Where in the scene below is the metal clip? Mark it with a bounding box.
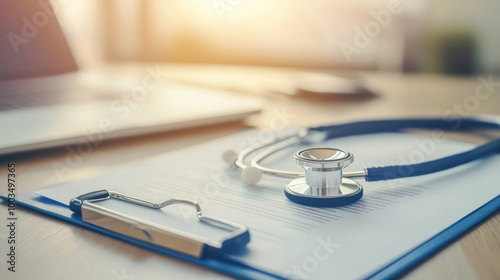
[70,190,250,258]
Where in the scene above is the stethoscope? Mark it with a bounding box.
[223,117,500,207]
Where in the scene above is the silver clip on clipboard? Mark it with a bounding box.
[69,190,250,258]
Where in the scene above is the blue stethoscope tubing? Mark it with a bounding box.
[308,118,500,182]
[230,117,500,207]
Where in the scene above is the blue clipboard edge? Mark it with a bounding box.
[0,192,283,280]
[369,195,500,280]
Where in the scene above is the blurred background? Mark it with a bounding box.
[57,0,500,75]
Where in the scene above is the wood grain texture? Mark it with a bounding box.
[0,68,499,279]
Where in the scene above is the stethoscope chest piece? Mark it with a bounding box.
[284,148,363,207]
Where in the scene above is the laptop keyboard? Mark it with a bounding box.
[0,71,134,111]
[0,86,110,111]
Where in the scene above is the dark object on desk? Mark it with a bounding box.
[426,29,478,76]
[294,73,376,100]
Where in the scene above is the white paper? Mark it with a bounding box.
[36,130,500,279]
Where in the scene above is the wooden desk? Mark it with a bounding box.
[1,70,499,279]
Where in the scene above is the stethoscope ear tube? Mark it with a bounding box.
[365,137,500,181]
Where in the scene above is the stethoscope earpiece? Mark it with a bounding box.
[223,149,263,185]
[241,166,263,185]
[222,150,238,164]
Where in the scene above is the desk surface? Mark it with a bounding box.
[1,69,499,279]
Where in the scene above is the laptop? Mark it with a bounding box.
[0,1,261,156]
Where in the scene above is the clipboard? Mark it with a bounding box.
[2,190,498,279]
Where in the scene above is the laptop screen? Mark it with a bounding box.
[0,0,77,80]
